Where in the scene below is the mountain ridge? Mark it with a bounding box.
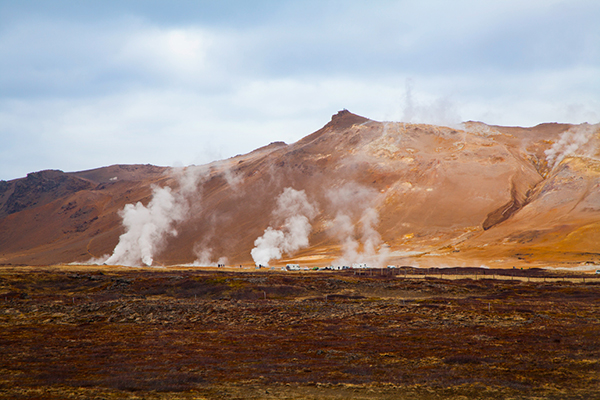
[1,111,599,269]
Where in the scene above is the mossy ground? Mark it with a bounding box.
[1,266,599,399]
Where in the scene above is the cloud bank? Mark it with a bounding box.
[1,1,599,180]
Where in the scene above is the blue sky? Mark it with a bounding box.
[1,0,599,180]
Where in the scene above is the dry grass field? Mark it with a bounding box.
[1,265,599,399]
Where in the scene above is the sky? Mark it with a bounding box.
[1,0,599,181]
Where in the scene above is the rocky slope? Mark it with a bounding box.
[0,111,598,268]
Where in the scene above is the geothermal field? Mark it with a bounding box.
[1,111,600,398]
[2,111,600,270]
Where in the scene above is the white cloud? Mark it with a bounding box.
[115,26,224,83]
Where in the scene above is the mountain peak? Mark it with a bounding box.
[327,109,370,129]
[331,109,353,120]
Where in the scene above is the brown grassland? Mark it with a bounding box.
[1,265,599,399]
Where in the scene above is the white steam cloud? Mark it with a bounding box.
[222,166,243,190]
[106,186,183,266]
[78,254,110,265]
[105,167,206,266]
[327,183,389,267]
[251,187,318,266]
[401,78,461,127]
[545,123,600,168]
[189,163,244,266]
[192,246,228,267]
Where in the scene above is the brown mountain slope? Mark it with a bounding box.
[1,111,598,268]
[457,156,600,264]
[0,165,168,265]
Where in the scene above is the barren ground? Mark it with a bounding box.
[1,265,599,399]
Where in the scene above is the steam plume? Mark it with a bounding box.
[105,167,206,266]
[251,187,317,266]
[401,78,415,123]
[400,78,460,126]
[545,123,600,168]
[327,183,389,267]
[193,246,228,267]
[188,162,244,266]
